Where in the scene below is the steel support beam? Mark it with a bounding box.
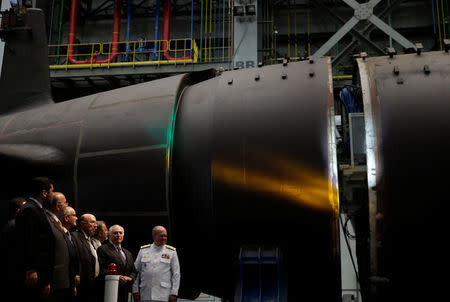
[310,0,385,55]
[332,0,405,66]
[313,0,416,60]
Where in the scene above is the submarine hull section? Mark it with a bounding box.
[172,59,340,300]
[0,60,340,301]
[358,50,450,301]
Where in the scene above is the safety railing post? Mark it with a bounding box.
[90,43,94,70]
[132,41,136,68]
[65,44,69,70]
[184,39,186,65]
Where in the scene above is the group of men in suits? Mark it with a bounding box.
[6,177,137,302]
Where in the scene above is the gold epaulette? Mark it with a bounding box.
[166,245,176,251]
[140,244,151,249]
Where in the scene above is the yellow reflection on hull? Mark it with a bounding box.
[212,156,339,214]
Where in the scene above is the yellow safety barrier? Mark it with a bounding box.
[199,45,231,63]
[48,39,202,69]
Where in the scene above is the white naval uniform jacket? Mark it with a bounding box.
[132,243,180,301]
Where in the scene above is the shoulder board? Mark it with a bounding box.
[140,244,151,249]
[166,245,176,251]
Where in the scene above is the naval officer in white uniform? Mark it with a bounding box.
[132,225,180,302]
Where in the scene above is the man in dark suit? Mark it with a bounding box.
[14,177,55,301]
[97,224,136,302]
[62,206,81,299]
[0,197,26,295]
[44,192,71,302]
[72,213,99,302]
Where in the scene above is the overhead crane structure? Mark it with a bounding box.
[1,5,450,302]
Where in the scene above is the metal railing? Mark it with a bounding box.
[48,38,202,69]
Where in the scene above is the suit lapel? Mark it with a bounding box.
[123,248,133,271]
[78,231,95,261]
[46,212,65,237]
[107,242,124,270]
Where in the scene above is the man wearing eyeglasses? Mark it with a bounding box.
[63,206,81,300]
[72,213,99,302]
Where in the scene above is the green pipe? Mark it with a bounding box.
[48,0,56,49]
[56,0,65,65]
[200,0,203,62]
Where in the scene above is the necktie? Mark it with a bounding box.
[65,230,72,243]
[117,246,126,265]
[88,238,100,277]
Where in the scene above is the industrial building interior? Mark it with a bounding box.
[0,1,449,302]
[2,0,440,100]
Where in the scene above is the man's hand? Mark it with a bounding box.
[133,293,141,302]
[74,275,80,287]
[40,284,51,299]
[25,271,38,287]
[169,294,177,302]
[119,275,132,286]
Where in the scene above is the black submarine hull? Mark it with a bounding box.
[0,59,340,301]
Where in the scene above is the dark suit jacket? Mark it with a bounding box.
[65,229,81,289]
[14,199,55,287]
[46,212,71,290]
[0,219,19,293]
[97,242,137,302]
[71,229,97,295]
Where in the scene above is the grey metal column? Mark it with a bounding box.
[233,0,258,69]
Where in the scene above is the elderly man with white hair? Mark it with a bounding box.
[97,224,136,302]
[132,225,180,302]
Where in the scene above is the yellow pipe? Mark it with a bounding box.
[441,0,447,39]
[333,75,352,80]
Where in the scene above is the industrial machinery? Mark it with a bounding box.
[1,7,449,302]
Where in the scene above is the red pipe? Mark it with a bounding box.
[67,0,122,64]
[162,0,191,60]
[67,0,89,64]
[95,0,121,63]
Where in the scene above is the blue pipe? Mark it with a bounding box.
[127,0,132,42]
[124,0,132,61]
[190,0,194,59]
[153,0,161,60]
[432,0,437,35]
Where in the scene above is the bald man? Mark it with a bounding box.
[44,192,71,301]
[71,213,99,302]
[62,206,80,298]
